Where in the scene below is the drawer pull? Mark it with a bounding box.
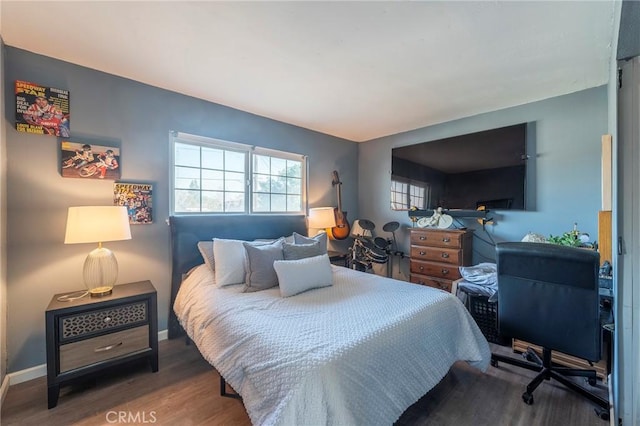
[419,251,426,255]
[419,266,424,271]
[104,317,112,323]
[442,237,450,243]
[419,236,426,240]
[94,342,123,353]
[441,269,449,275]
[441,253,449,258]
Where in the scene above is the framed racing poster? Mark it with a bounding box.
[114,183,153,224]
[15,80,70,137]
[61,141,121,180]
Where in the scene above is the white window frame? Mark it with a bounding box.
[391,176,429,210]
[170,131,307,215]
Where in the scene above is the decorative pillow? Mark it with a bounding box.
[213,238,248,287]
[212,238,274,286]
[254,234,295,244]
[197,241,215,272]
[282,241,323,260]
[273,254,333,297]
[243,238,284,292]
[293,231,328,254]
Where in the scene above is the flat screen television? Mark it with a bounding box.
[391,123,534,211]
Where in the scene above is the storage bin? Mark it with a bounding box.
[463,292,510,346]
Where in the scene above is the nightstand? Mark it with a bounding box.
[45,280,158,408]
[328,250,349,267]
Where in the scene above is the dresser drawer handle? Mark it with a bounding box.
[441,253,449,258]
[442,237,450,243]
[419,236,426,240]
[419,251,426,255]
[419,266,424,271]
[103,317,112,323]
[94,342,123,353]
[441,269,450,275]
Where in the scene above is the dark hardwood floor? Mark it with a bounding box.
[1,339,609,426]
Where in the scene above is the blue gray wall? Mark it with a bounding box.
[4,46,358,372]
[1,46,610,374]
[358,86,608,278]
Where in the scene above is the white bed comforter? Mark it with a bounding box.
[175,264,491,426]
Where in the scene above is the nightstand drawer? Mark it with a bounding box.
[410,260,462,280]
[60,301,147,342]
[60,325,150,373]
[410,246,461,265]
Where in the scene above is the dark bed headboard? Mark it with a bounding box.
[168,214,308,338]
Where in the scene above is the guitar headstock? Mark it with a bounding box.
[332,170,342,186]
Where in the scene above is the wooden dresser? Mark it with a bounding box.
[409,228,473,292]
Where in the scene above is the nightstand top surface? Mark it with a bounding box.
[47,280,155,312]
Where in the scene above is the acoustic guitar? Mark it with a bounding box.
[328,170,351,240]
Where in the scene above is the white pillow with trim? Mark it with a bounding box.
[273,254,333,297]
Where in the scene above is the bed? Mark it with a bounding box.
[169,215,491,426]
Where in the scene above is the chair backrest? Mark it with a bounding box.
[496,242,601,361]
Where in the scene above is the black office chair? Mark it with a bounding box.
[490,242,609,419]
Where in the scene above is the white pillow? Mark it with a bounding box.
[212,238,279,287]
[213,238,247,286]
[273,254,333,297]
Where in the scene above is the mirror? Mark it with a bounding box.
[391,123,534,211]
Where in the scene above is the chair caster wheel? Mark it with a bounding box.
[522,392,534,405]
[595,407,609,420]
[587,377,597,386]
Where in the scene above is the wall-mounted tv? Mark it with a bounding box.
[391,123,534,211]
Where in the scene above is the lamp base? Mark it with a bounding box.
[84,246,119,297]
[89,286,113,297]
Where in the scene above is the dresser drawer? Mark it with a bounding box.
[60,301,148,342]
[60,325,150,373]
[410,274,453,292]
[410,230,464,248]
[410,246,461,265]
[410,260,462,280]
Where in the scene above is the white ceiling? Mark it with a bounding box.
[1,1,616,142]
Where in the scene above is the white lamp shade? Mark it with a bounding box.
[308,207,337,229]
[65,206,132,244]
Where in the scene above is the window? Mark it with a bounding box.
[390,176,429,210]
[171,132,306,214]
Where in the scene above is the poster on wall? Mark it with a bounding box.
[60,141,121,180]
[114,183,153,224]
[15,80,70,137]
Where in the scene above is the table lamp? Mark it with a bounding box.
[64,206,132,297]
[308,207,336,236]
